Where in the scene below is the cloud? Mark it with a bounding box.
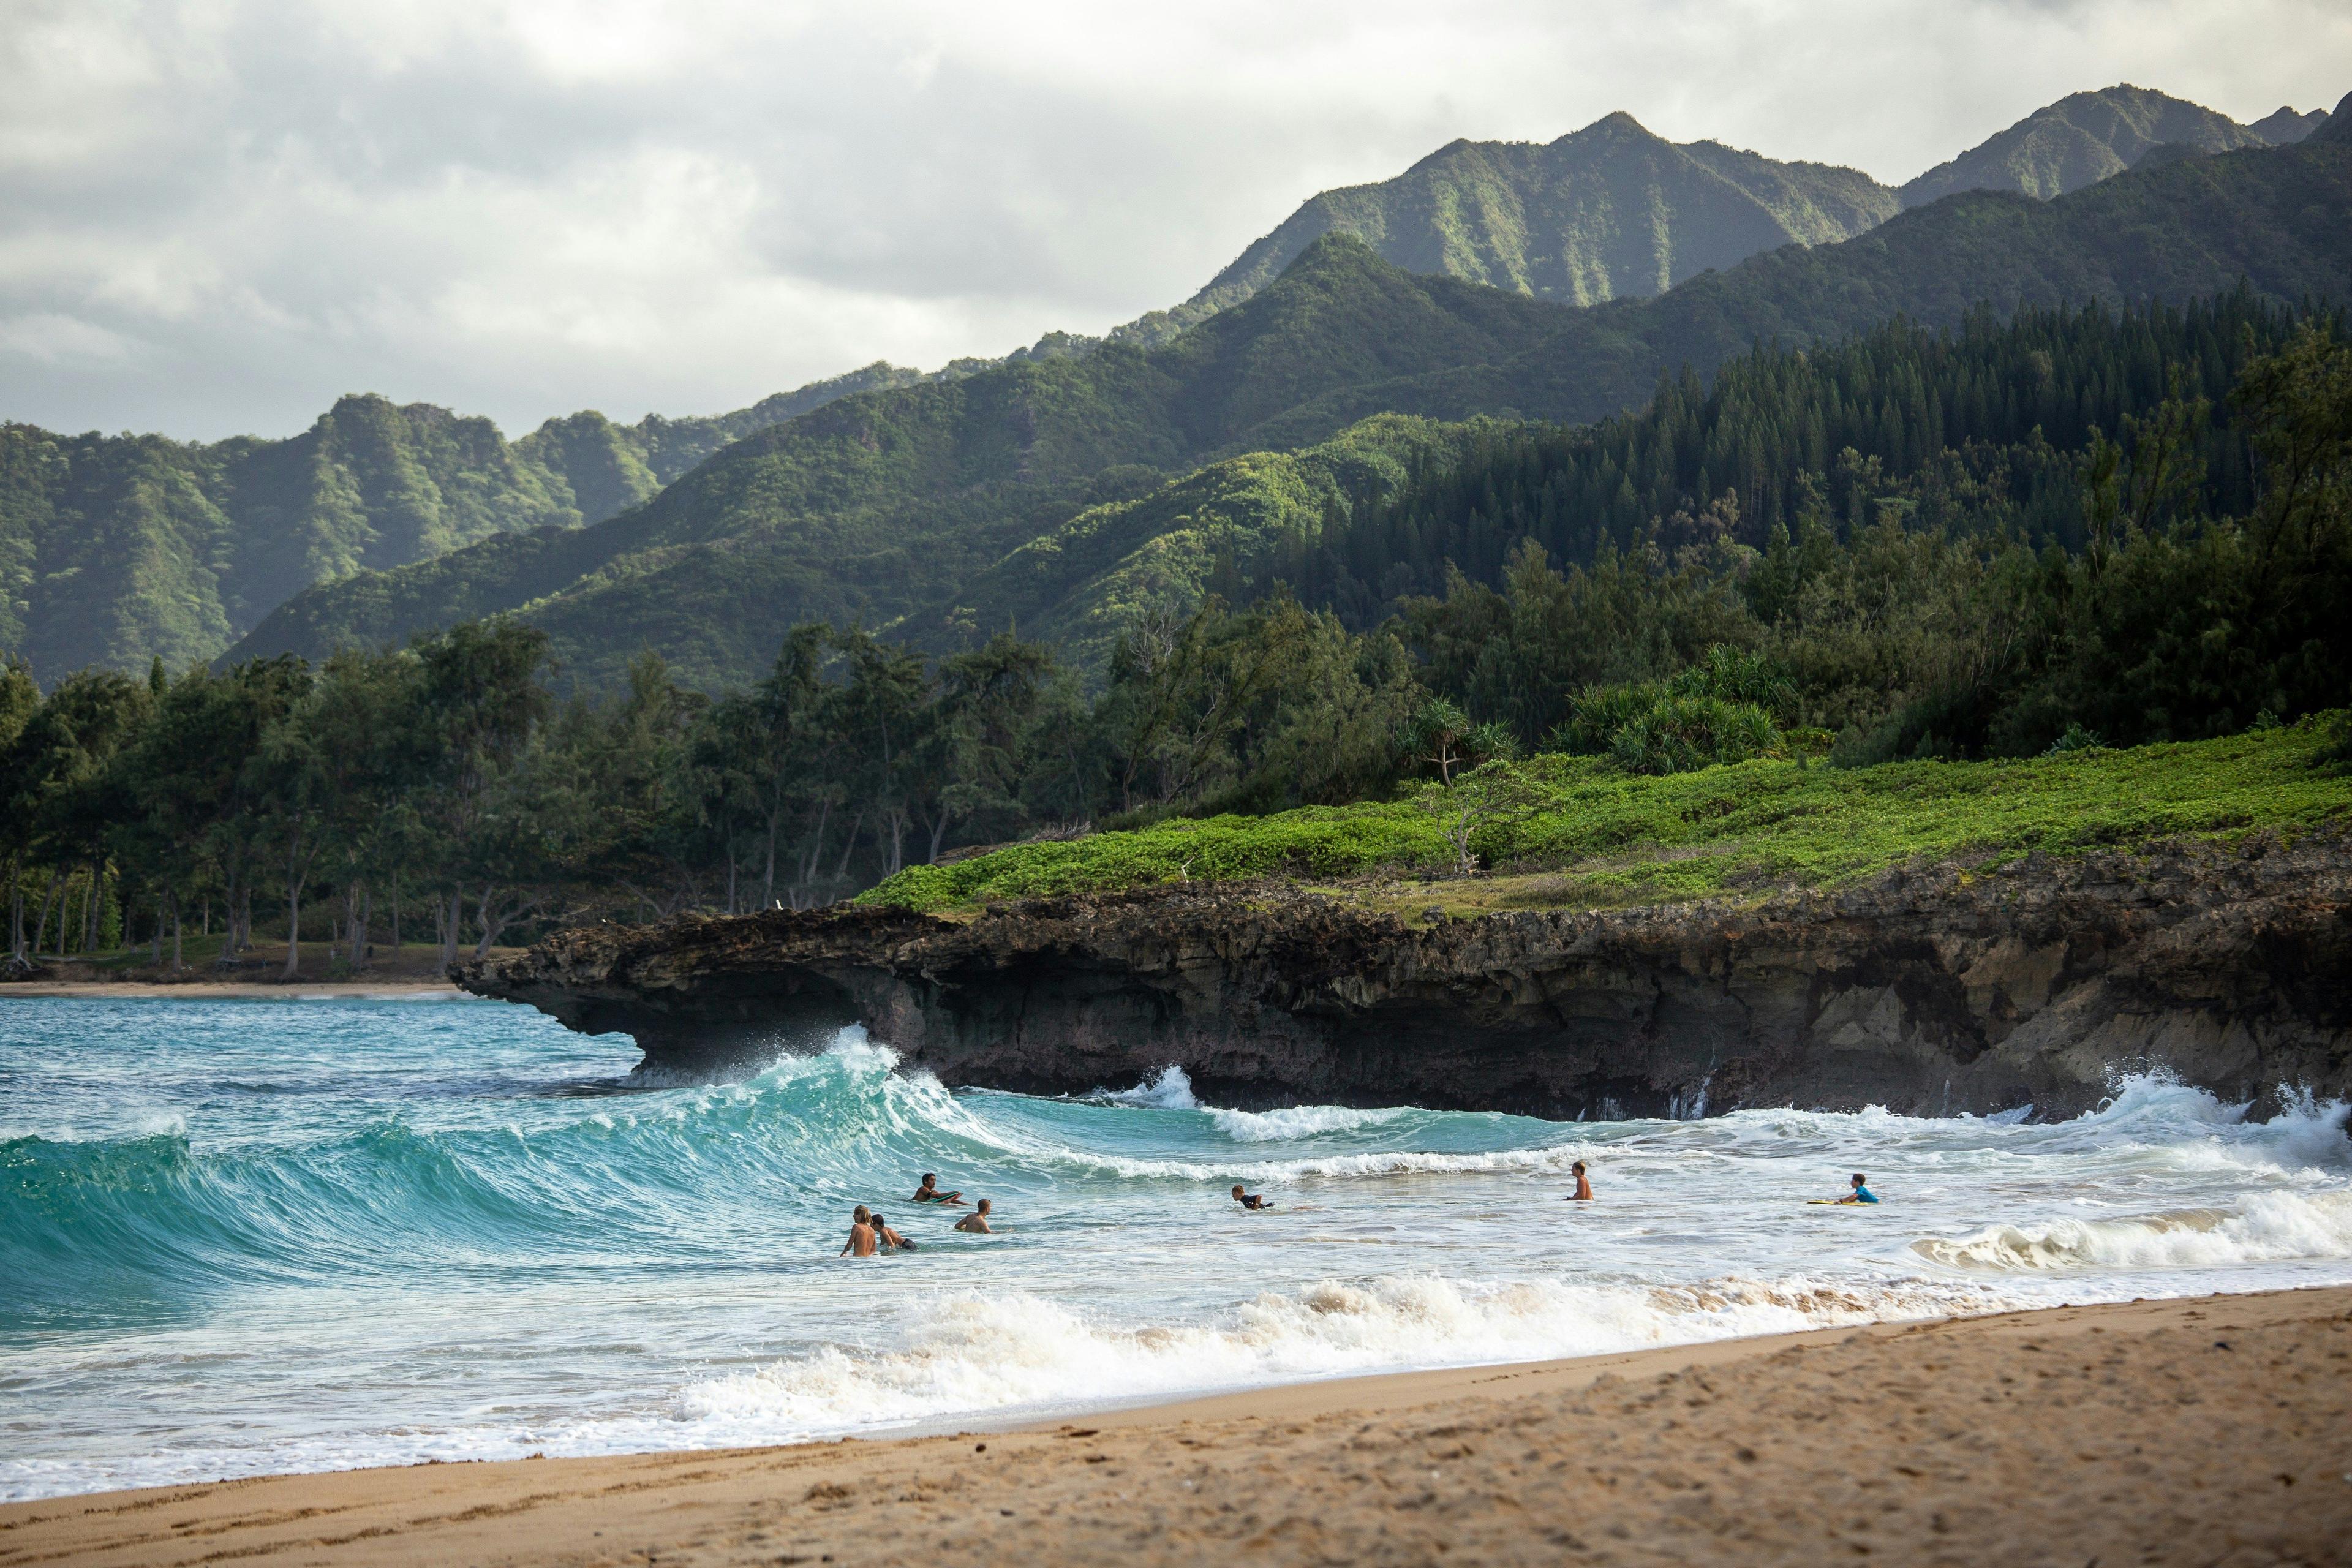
[1,0,2346,440]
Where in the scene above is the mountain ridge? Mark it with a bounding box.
[229,136,2352,690]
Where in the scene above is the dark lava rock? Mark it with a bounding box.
[458,833,2352,1120]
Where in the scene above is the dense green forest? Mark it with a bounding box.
[230,132,2352,691]
[5,297,2346,970]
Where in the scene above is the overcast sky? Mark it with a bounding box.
[2,1,2346,442]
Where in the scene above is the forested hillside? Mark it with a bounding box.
[233,244,1574,687]
[1118,112,1900,344]
[228,134,2352,690]
[9,83,2314,690]
[6,310,2347,963]
[0,362,922,680]
[1897,85,2272,206]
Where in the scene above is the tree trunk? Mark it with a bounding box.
[356,882,370,968]
[763,812,780,908]
[390,870,399,953]
[151,893,164,965]
[832,812,864,884]
[85,859,102,952]
[725,848,737,916]
[32,872,58,959]
[170,889,184,970]
[283,835,308,980]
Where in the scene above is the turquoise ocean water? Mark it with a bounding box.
[5,996,2350,1501]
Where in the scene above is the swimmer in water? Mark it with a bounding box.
[1565,1160,1593,1200]
[1838,1172,1879,1204]
[912,1173,967,1205]
[954,1199,995,1234]
[872,1212,918,1251]
[1231,1184,1275,1210]
[839,1205,877,1257]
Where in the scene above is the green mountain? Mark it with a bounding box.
[0,361,921,680]
[233,135,2352,692]
[2309,91,2352,145]
[1898,85,2271,206]
[1115,113,1899,346]
[233,249,1571,688]
[2249,105,2328,144]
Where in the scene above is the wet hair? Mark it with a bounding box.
[922,1173,937,1184]
[871,1213,888,1231]
[1231,1184,1245,1194]
[1852,1173,1868,1185]
[853,1205,871,1223]
[976,1199,991,1212]
[1572,1161,1586,1174]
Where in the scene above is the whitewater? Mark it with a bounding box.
[4,998,2349,1502]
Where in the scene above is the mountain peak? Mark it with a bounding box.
[2309,90,2352,146]
[1900,83,2269,206]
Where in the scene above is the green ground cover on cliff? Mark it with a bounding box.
[859,720,2352,913]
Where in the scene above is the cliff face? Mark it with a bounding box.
[459,834,2352,1120]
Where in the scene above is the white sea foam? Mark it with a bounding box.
[1206,1104,1420,1142]
[679,1271,2019,1435]
[1914,1188,2352,1273]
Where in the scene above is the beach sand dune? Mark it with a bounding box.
[4,1287,2347,1567]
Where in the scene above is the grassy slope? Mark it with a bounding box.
[861,723,2352,915]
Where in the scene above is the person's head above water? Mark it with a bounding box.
[1572,1161,1586,1175]
[1231,1185,1245,1197]
[975,1199,992,1213]
[1851,1172,1868,1187]
[853,1205,871,1223]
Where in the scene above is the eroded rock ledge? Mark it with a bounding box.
[458,833,2352,1119]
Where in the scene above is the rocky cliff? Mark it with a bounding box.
[459,833,2352,1120]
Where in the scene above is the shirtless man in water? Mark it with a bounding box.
[872,1213,917,1251]
[1566,1160,1594,1200]
[912,1173,967,1205]
[1231,1184,1275,1210]
[839,1205,877,1257]
[954,1199,995,1234]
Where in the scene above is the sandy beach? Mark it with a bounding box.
[0,981,464,1000]
[4,1286,2346,1567]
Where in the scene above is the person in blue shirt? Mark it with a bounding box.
[1839,1172,1879,1204]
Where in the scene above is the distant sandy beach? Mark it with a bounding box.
[5,1286,2345,1567]
[0,980,463,1000]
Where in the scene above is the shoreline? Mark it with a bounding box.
[7,1285,2348,1565]
[0,980,467,999]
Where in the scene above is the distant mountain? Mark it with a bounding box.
[2250,105,2328,144]
[231,242,1572,689]
[1898,85,2271,206]
[1111,113,1899,346]
[0,363,921,679]
[2309,91,2352,145]
[234,135,2352,690]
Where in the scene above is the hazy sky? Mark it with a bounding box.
[2,1,2346,442]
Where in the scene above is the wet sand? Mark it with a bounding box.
[4,1286,2347,1566]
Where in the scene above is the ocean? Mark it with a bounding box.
[4,995,2349,1502]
